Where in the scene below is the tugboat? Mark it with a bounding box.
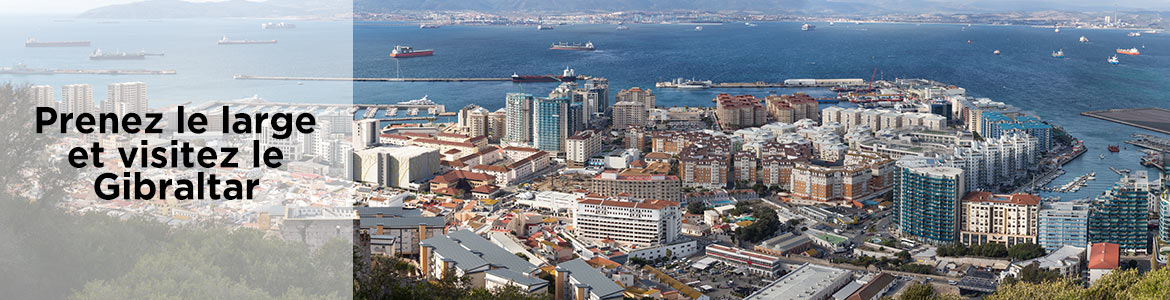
[1108,145,1120,152]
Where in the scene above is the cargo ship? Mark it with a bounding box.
[261,22,295,29]
[802,23,815,31]
[1116,48,1140,55]
[218,36,277,45]
[25,38,90,47]
[89,49,146,60]
[550,42,594,51]
[390,45,433,58]
[511,68,578,83]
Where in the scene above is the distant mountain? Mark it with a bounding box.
[78,0,349,18]
[353,0,1164,14]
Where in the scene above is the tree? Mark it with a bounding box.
[1014,262,1061,284]
[988,267,1170,300]
[686,201,706,214]
[1008,243,1046,260]
[886,283,961,300]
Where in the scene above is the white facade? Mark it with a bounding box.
[566,129,602,165]
[353,145,439,190]
[573,198,681,247]
[106,82,148,114]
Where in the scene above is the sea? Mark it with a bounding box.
[4,17,1169,200]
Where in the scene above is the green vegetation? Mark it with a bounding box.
[830,250,930,274]
[988,267,1170,300]
[686,201,706,214]
[937,243,1046,260]
[354,253,550,300]
[1000,262,1061,285]
[731,201,782,243]
[881,283,963,300]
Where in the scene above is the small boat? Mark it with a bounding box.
[420,24,440,29]
[1052,49,1064,58]
[993,49,1001,55]
[1054,27,1061,33]
[1128,32,1141,37]
[1108,55,1120,64]
[1101,154,1106,159]
[616,24,629,31]
[801,23,815,31]
[537,25,553,30]
[745,22,757,27]
[695,26,703,31]
[1080,35,1089,43]
[1108,145,1120,152]
[967,40,972,44]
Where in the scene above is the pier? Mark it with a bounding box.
[233,74,510,82]
[0,67,176,76]
[656,78,867,89]
[1124,133,1170,151]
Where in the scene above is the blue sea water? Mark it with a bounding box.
[0,17,353,105]
[3,18,1168,199]
[357,21,1170,199]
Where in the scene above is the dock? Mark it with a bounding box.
[0,68,176,76]
[656,78,867,89]
[234,74,510,82]
[1081,108,1170,135]
[1124,133,1170,151]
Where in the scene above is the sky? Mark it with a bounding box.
[0,0,1164,16]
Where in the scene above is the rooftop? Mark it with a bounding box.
[745,263,851,300]
[557,258,624,299]
[1088,242,1120,269]
[962,192,1041,206]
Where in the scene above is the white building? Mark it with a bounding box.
[29,85,54,109]
[516,190,582,214]
[744,263,853,300]
[1003,245,1084,279]
[566,129,602,167]
[61,84,93,114]
[106,81,148,114]
[573,198,681,247]
[352,119,379,150]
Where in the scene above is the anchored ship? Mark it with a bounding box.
[420,24,441,29]
[218,36,277,45]
[511,68,578,83]
[802,23,815,31]
[89,49,146,60]
[390,45,434,58]
[537,25,554,30]
[550,42,594,51]
[261,22,295,29]
[1051,49,1064,58]
[1116,48,1140,55]
[25,38,90,47]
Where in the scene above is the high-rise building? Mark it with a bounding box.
[457,104,490,138]
[487,109,506,143]
[532,97,570,152]
[1039,200,1090,251]
[1089,172,1151,254]
[765,93,819,123]
[504,93,534,146]
[573,198,681,247]
[612,100,646,129]
[61,84,93,115]
[29,85,54,109]
[959,192,1040,247]
[106,82,148,114]
[589,170,682,202]
[896,159,965,245]
[615,87,654,112]
[352,119,379,150]
[1160,190,1169,244]
[582,78,610,116]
